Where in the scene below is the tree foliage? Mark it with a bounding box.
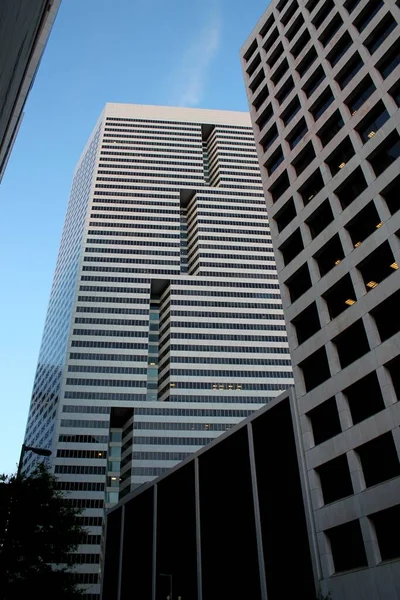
[0,464,87,599]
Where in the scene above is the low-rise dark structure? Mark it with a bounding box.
[102,389,318,600]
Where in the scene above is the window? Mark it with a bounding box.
[317,110,344,146]
[276,76,294,105]
[370,505,400,561]
[249,69,265,94]
[333,319,370,368]
[344,0,361,13]
[286,118,307,149]
[312,0,334,28]
[356,432,400,487]
[299,169,325,205]
[269,171,290,202]
[376,40,400,79]
[292,142,316,176]
[267,42,284,69]
[355,101,390,143]
[380,174,399,214]
[306,200,334,239]
[274,198,296,232]
[386,355,400,402]
[286,13,305,41]
[353,0,384,32]
[357,238,396,291]
[310,87,334,121]
[265,147,284,175]
[335,166,367,209]
[260,15,275,38]
[327,32,352,67]
[346,75,376,114]
[286,263,312,302]
[343,371,385,425]
[300,346,331,391]
[367,131,400,176]
[260,124,278,153]
[364,14,397,55]
[306,0,319,12]
[371,289,400,342]
[317,454,353,504]
[246,53,261,76]
[297,48,318,78]
[336,52,363,90]
[326,520,368,573]
[292,302,321,344]
[345,201,382,246]
[314,234,345,277]
[279,228,304,266]
[326,136,355,175]
[243,39,257,62]
[271,59,289,86]
[281,97,301,126]
[307,397,341,445]
[323,274,357,319]
[303,66,325,98]
[281,0,298,26]
[256,104,273,130]
[253,82,270,110]
[389,80,400,107]
[263,28,279,54]
[319,14,343,47]
[291,30,311,58]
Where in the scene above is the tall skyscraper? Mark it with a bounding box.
[22,103,293,595]
[242,2,400,598]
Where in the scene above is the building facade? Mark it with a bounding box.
[22,103,293,595]
[242,1,400,598]
[0,0,61,182]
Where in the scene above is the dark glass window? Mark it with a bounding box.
[376,40,400,79]
[354,0,384,32]
[326,520,368,573]
[267,42,284,69]
[263,27,279,54]
[253,82,269,110]
[292,142,316,176]
[260,124,278,153]
[311,87,334,121]
[336,52,364,90]
[265,147,284,175]
[346,75,376,114]
[291,30,311,58]
[281,97,301,126]
[271,58,289,86]
[297,47,318,78]
[326,136,355,175]
[246,53,261,76]
[303,66,325,98]
[312,0,334,28]
[335,166,367,209]
[368,131,400,176]
[389,80,400,107]
[274,198,296,232]
[319,14,343,46]
[355,101,390,143]
[327,32,352,67]
[286,13,305,41]
[276,76,295,105]
[317,110,344,146]
[364,14,397,55]
[306,200,334,238]
[299,169,324,205]
[286,117,308,149]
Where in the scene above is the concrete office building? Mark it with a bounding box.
[22,103,293,595]
[242,1,400,598]
[0,0,61,182]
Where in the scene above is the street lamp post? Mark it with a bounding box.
[17,444,52,477]
[160,573,173,600]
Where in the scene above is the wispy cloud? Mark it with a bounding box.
[174,11,221,107]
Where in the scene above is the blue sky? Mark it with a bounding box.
[0,0,268,474]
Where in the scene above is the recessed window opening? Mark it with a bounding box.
[306,200,334,239]
[317,454,354,504]
[345,201,382,247]
[344,371,385,424]
[314,234,345,277]
[371,289,400,342]
[292,142,316,176]
[286,262,312,302]
[286,118,308,149]
[357,241,396,291]
[323,274,357,319]
[355,101,390,144]
[326,137,355,175]
[299,169,324,205]
[326,520,368,573]
[356,432,400,487]
[333,319,370,368]
[275,198,296,232]
[335,166,367,209]
[307,397,341,445]
[292,302,321,344]
[300,346,331,391]
[279,228,304,266]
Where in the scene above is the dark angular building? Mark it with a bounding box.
[102,389,318,600]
